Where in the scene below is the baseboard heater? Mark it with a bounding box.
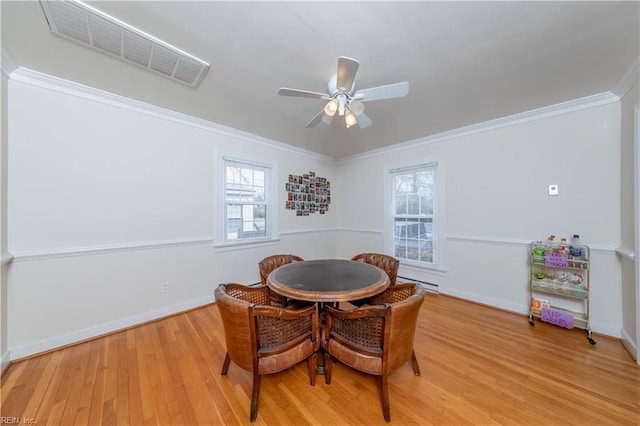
[398,276,439,293]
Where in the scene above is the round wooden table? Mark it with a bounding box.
[266,259,389,303]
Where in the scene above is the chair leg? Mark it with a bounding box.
[410,350,421,376]
[379,374,391,422]
[324,352,332,385]
[221,352,231,375]
[250,371,261,422]
[308,353,317,386]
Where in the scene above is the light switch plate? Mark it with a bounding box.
[548,184,559,196]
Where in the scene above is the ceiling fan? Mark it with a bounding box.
[278,56,409,129]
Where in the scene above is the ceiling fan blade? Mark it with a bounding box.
[357,112,372,129]
[336,56,359,93]
[354,82,409,102]
[305,110,326,128]
[321,113,334,125]
[278,88,329,100]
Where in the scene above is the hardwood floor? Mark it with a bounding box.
[2,292,639,425]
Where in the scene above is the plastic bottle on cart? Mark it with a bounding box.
[545,235,556,253]
[532,241,545,262]
[560,237,568,257]
[570,234,585,260]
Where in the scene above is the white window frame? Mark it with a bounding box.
[214,154,278,248]
[384,159,446,272]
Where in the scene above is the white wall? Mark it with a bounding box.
[336,102,623,336]
[3,70,632,361]
[6,79,338,358]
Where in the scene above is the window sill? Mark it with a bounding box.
[213,237,280,252]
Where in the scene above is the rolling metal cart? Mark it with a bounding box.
[528,240,595,345]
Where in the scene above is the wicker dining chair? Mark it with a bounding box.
[322,283,425,422]
[258,254,305,307]
[215,283,319,422]
[351,253,399,286]
[349,253,400,306]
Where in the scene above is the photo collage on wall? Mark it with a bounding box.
[285,171,331,216]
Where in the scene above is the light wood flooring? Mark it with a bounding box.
[1,292,639,425]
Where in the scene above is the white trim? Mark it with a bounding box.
[613,57,640,98]
[212,238,280,252]
[8,232,621,262]
[215,153,278,247]
[1,252,13,265]
[280,228,337,236]
[447,235,619,254]
[8,295,214,361]
[10,237,213,262]
[440,286,620,338]
[447,234,533,247]
[9,67,334,163]
[635,105,640,365]
[1,351,10,375]
[339,92,619,163]
[334,227,383,235]
[440,286,530,316]
[1,45,18,78]
[585,320,622,339]
[621,328,638,362]
[616,246,636,261]
[384,158,446,270]
[7,66,624,166]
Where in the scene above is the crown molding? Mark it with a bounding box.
[338,91,619,163]
[1,45,18,78]
[8,66,336,163]
[613,57,640,98]
[6,64,626,165]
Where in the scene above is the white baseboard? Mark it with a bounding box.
[439,286,621,339]
[9,295,214,361]
[1,351,11,375]
[587,320,622,339]
[439,286,529,316]
[620,328,638,362]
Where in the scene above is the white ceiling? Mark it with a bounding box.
[2,1,639,159]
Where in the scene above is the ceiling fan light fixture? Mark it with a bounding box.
[345,111,357,128]
[278,56,409,130]
[324,99,338,116]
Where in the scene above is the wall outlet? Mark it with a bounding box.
[548,184,559,196]
[161,282,169,293]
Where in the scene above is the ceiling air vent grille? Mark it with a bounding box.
[39,0,209,87]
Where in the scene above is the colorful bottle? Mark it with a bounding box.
[570,234,584,260]
[560,237,568,256]
[545,235,556,253]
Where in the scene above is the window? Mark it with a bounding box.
[219,157,276,245]
[388,163,439,265]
